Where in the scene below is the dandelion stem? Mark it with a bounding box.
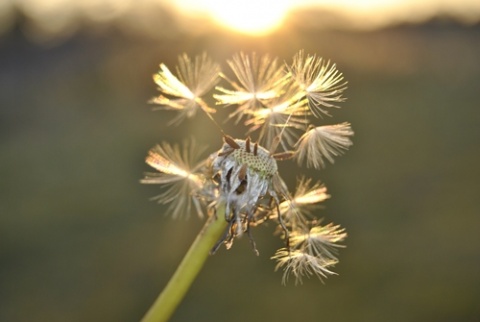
[141,203,227,322]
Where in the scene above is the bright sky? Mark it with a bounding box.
[172,0,480,35]
[172,0,292,36]
[3,0,480,40]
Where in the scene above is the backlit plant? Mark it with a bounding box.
[140,51,353,322]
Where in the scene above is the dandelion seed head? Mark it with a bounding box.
[209,136,291,248]
[144,50,354,283]
[213,138,278,210]
[230,140,278,177]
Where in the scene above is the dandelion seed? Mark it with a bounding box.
[245,86,308,151]
[141,140,207,218]
[272,223,346,284]
[151,53,220,124]
[273,249,339,285]
[215,52,289,123]
[295,122,354,169]
[291,177,330,206]
[290,223,347,255]
[290,50,347,117]
[275,177,330,228]
[256,177,329,228]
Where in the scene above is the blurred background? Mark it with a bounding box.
[1,0,480,321]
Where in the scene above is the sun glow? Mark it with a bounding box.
[174,0,293,36]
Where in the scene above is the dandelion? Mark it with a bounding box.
[140,50,354,321]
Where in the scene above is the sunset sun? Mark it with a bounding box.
[206,0,291,35]
[174,0,292,36]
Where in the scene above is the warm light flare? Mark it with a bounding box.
[174,0,293,35]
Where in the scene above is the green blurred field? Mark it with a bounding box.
[1,20,479,321]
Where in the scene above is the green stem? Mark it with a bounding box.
[141,204,227,322]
